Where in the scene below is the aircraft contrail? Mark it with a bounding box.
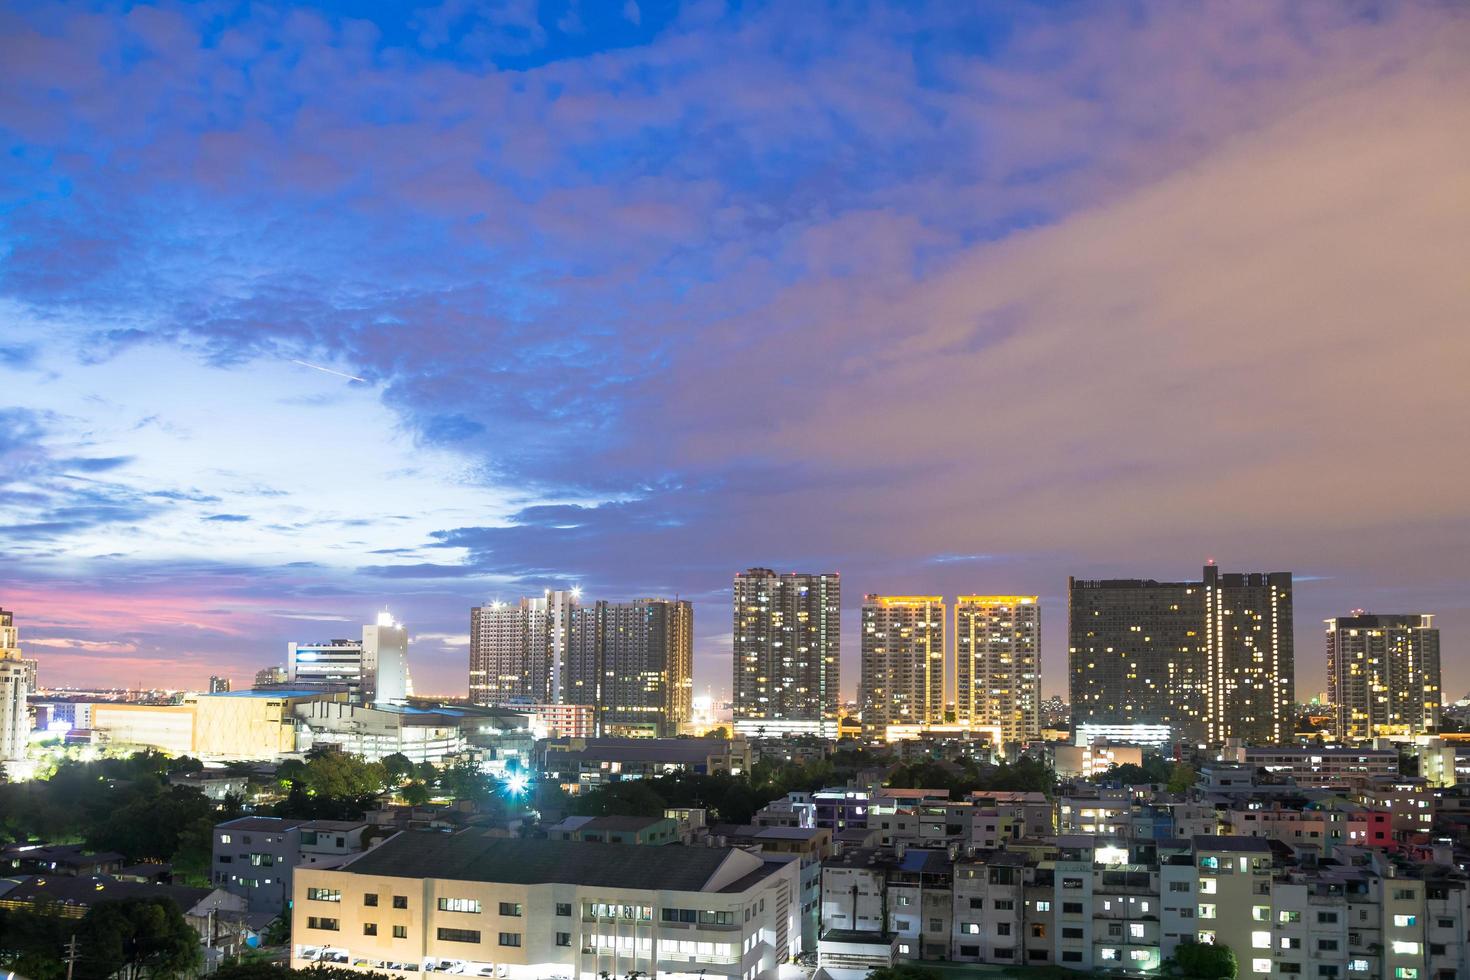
[291,359,367,383]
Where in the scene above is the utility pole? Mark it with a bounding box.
[64,934,79,980]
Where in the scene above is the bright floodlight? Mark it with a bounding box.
[504,772,530,797]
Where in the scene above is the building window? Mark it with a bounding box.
[1063,902,1083,915]
[1393,915,1417,927]
[499,902,523,917]
[438,898,482,914]
[393,926,407,939]
[1252,931,1271,949]
[1317,911,1337,924]
[993,899,1014,911]
[1252,959,1271,974]
[1279,910,1300,923]
[556,903,572,917]
[437,928,481,944]
[1130,923,1145,939]
[306,888,341,903]
[307,917,339,931]
[364,923,377,936]
[1062,928,1083,939]
[1034,901,1051,912]
[1169,882,1191,892]
[364,893,379,907]
[498,933,521,947]
[393,896,408,909]
[220,834,232,844]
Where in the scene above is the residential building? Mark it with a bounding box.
[212,816,374,914]
[1327,613,1442,740]
[254,666,288,688]
[546,815,680,846]
[576,598,694,737]
[470,599,552,706]
[0,608,31,764]
[209,675,232,694]
[290,831,804,977]
[955,596,1041,743]
[1069,565,1293,745]
[860,596,945,736]
[538,736,751,792]
[1220,744,1399,789]
[732,568,841,737]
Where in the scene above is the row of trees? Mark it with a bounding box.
[564,746,1060,824]
[0,897,200,980]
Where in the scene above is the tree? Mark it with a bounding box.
[381,752,415,788]
[1167,762,1197,794]
[301,751,387,799]
[572,781,667,818]
[79,897,202,980]
[1170,940,1238,979]
[401,781,432,805]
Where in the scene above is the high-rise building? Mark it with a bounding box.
[469,599,551,705]
[1327,613,1441,741]
[590,598,693,737]
[208,675,232,694]
[1201,565,1294,744]
[0,608,31,763]
[955,595,1041,743]
[1069,565,1293,745]
[732,568,841,737]
[860,595,945,735]
[361,611,408,704]
[533,588,580,704]
[287,613,410,706]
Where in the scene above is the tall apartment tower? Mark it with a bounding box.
[1069,565,1293,745]
[208,675,231,694]
[732,568,841,737]
[955,596,1041,743]
[530,589,580,703]
[469,599,551,705]
[591,598,693,737]
[362,611,409,704]
[1327,613,1441,740]
[0,608,31,764]
[1201,565,1294,743]
[860,595,945,735]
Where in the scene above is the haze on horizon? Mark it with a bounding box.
[1,1,1467,702]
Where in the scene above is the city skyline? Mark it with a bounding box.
[1,3,1467,701]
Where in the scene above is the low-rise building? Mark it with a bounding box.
[538,736,751,792]
[213,816,375,915]
[291,831,803,978]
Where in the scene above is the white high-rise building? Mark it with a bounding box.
[362,611,409,705]
[0,608,32,764]
[288,611,411,706]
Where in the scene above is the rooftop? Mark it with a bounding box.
[343,831,745,891]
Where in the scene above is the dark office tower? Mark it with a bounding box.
[1069,565,1294,745]
[468,599,551,705]
[563,603,604,709]
[1069,576,1208,743]
[860,596,945,736]
[1327,613,1441,741]
[732,568,841,737]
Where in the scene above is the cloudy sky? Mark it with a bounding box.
[1,0,1467,701]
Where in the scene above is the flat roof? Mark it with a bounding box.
[206,689,328,699]
[343,831,742,891]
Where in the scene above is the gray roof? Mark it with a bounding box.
[0,874,212,911]
[577,815,670,832]
[1193,835,1272,852]
[546,737,735,764]
[344,831,738,890]
[219,816,304,832]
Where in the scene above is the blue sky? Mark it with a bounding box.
[1,0,1468,699]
